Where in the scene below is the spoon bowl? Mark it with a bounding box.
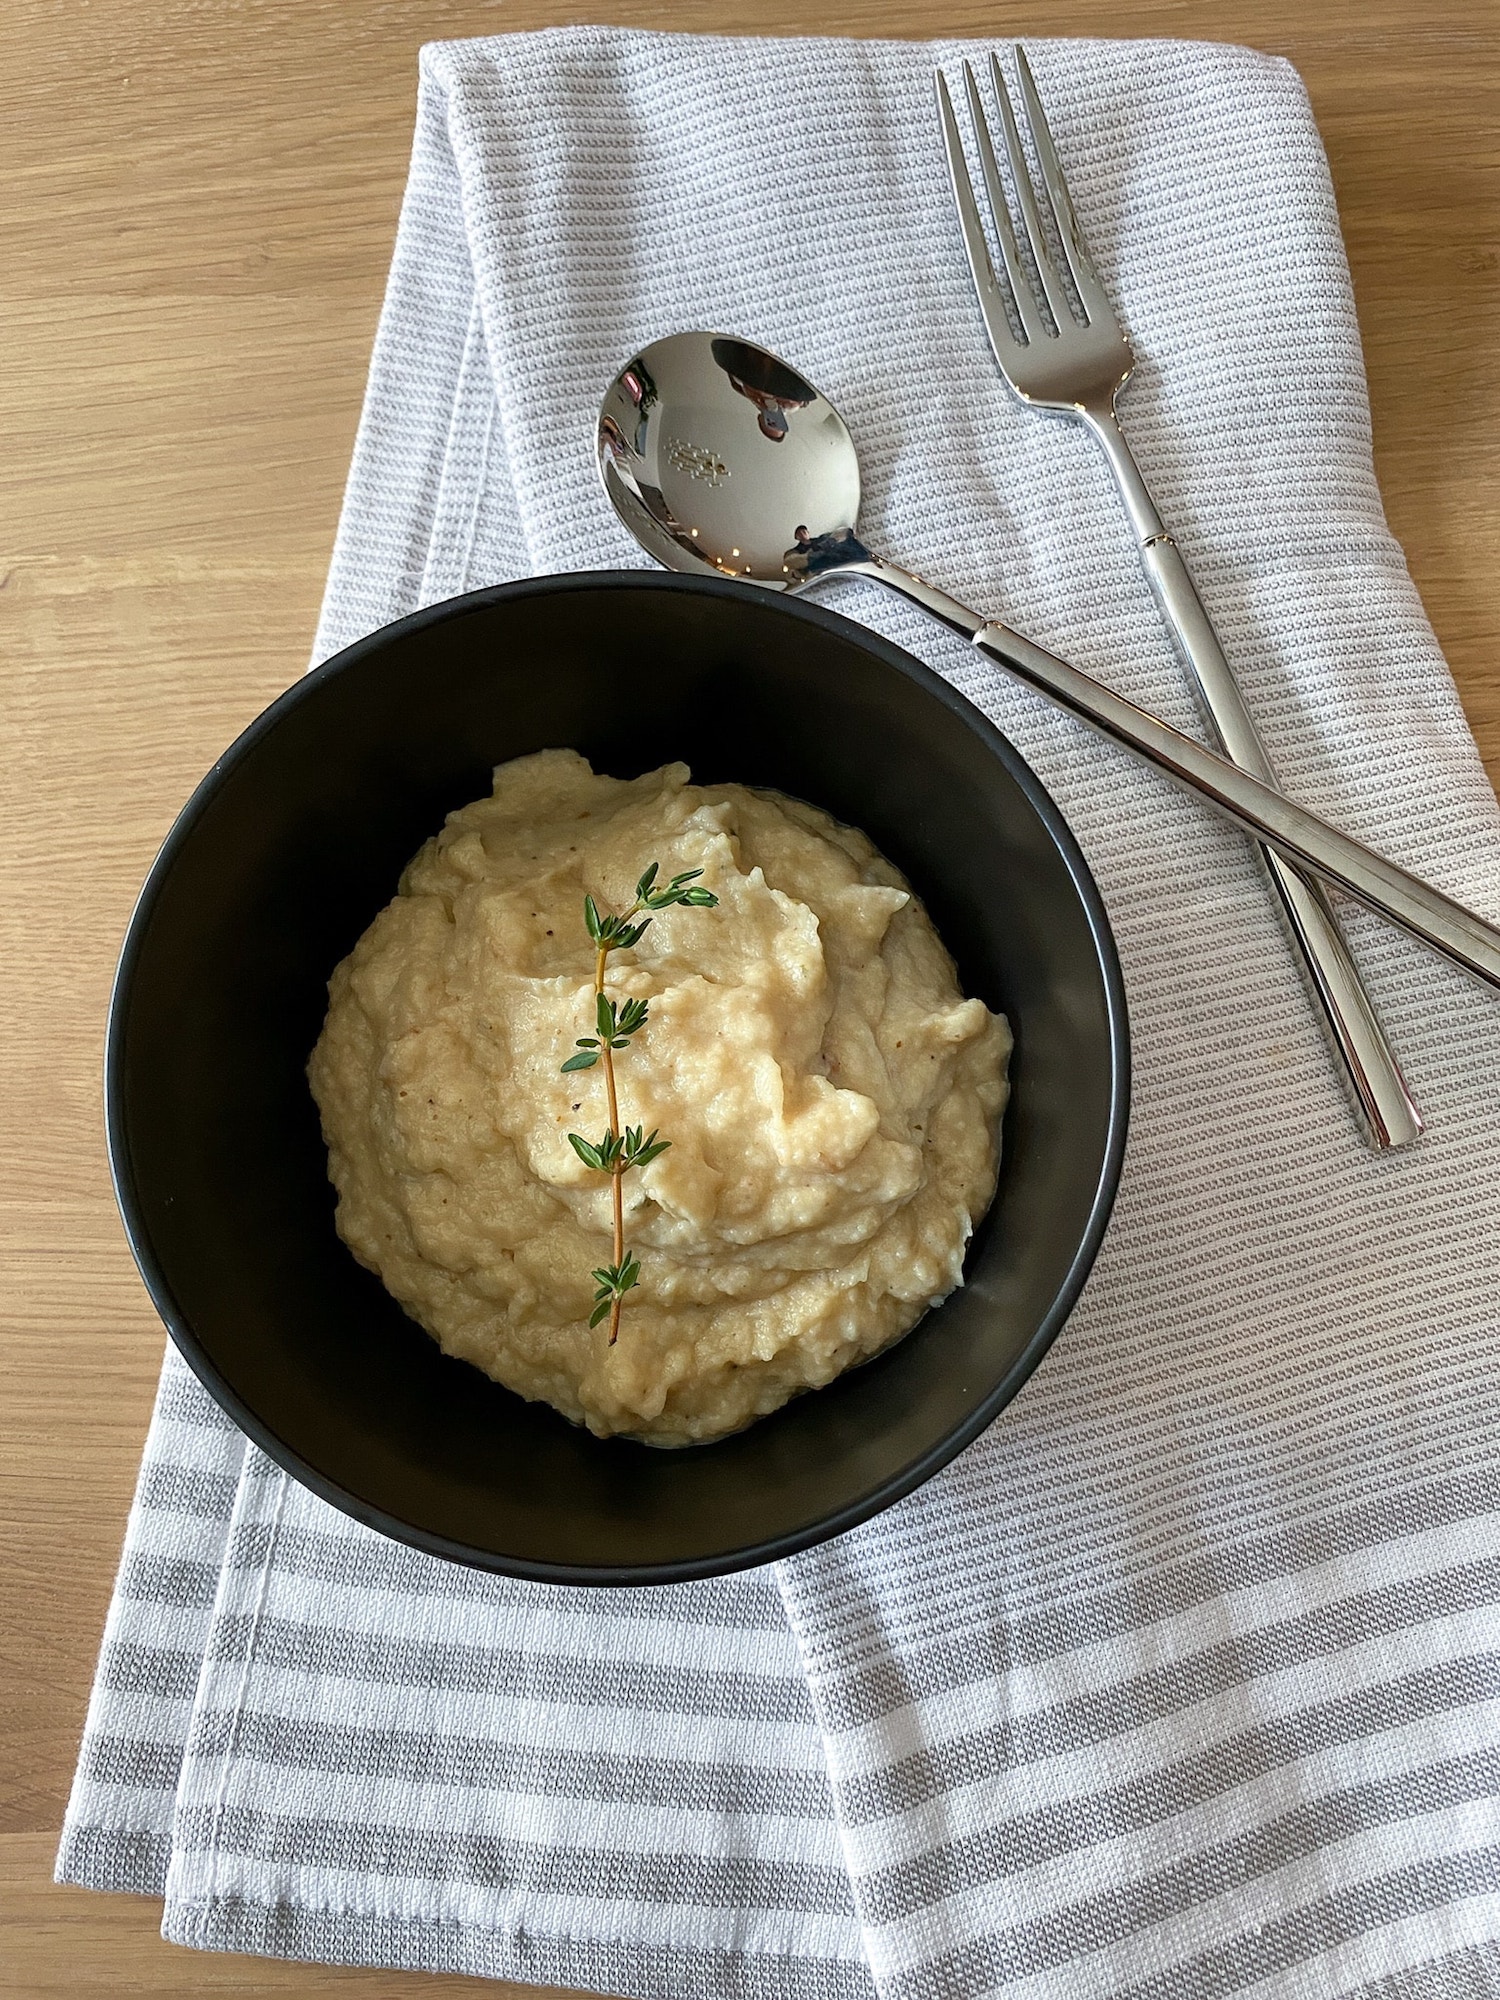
[598,332,869,588]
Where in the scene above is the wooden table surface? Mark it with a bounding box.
[2,0,1495,1992]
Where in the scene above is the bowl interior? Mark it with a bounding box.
[110,574,1127,1581]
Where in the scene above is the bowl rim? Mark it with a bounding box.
[106,569,1130,1582]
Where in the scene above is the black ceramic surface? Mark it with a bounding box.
[108,573,1128,1583]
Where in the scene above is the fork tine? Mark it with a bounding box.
[935,70,1028,360]
[956,62,1048,346]
[985,52,1076,335]
[1012,44,1115,325]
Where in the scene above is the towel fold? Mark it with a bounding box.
[59,28,1500,1999]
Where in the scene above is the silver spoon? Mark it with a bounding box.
[598,331,1500,997]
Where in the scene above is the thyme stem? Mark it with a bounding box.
[596,940,626,1344]
[562,862,719,1343]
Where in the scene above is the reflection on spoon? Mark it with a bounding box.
[710,335,819,441]
[597,331,1500,998]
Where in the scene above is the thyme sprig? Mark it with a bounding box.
[561,862,718,1341]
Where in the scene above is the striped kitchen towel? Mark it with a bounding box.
[59,28,1500,1999]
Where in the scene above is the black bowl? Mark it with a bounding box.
[108,573,1128,1583]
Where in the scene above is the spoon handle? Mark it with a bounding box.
[847,559,1500,994]
[981,619,1500,992]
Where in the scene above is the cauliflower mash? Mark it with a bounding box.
[308,752,1011,1445]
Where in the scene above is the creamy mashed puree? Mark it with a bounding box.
[309,752,1011,1445]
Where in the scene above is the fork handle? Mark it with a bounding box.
[1086,408,1422,1150]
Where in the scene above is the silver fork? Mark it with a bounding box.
[937,47,1422,1151]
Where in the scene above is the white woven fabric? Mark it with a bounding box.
[58,28,1500,1999]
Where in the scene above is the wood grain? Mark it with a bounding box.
[2,0,1495,1991]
